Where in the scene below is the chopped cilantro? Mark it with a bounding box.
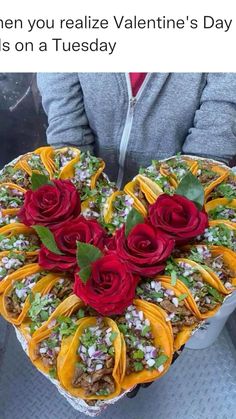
[178,293,188,302]
[49,368,57,379]
[110,332,118,342]
[133,350,144,360]
[155,354,168,368]
[134,362,144,372]
[141,325,151,337]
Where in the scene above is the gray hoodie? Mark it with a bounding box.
[37,73,236,187]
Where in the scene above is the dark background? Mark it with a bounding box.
[0,73,47,168]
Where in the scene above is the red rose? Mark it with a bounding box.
[39,216,107,271]
[74,253,139,315]
[19,180,81,228]
[149,194,208,242]
[114,224,174,276]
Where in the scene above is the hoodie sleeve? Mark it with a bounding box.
[37,73,95,153]
[182,73,236,167]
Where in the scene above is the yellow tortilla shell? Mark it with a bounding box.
[136,174,167,204]
[141,278,199,351]
[57,316,122,400]
[173,258,224,319]
[121,300,173,390]
[160,158,198,188]
[180,244,236,295]
[0,254,39,294]
[28,299,85,376]
[0,269,55,325]
[196,164,229,197]
[39,147,81,179]
[19,276,75,340]
[123,180,148,217]
[205,198,236,228]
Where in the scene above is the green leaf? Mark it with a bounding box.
[49,367,57,379]
[108,347,115,356]
[78,309,85,319]
[206,285,224,303]
[133,350,144,360]
[78,266,92,284]
[76,362,86,372]
[31,172,52,190]
[170,270,177,286]
[125,208,144,237]
[134,362,144,372]
[141,325,151,337]
[178,293,188,302]
[33,225,63,255]
[110,332,118,342]
[179,276,192,289]
[155,354,168,368]
[76,241,102,269]
[118,324,128,334]
[175,172,205,210]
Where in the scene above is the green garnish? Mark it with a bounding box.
[96,389,110,396]
[110,332,118,342]
[155,354,168,368]
[118,324,128,334]
[80,328,97,348]
[141,325,151,337]
[178,293,188,302]
[215,183,236,200]
[108,347,115,356]
[171,270,177,286]
[133,350,145,360]
[206,285,224,303]
[77,309,85,319]
[134,362,144,372]
[76,362,87,372]
[49,368,57,379]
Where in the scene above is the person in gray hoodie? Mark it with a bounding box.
[37,73,236,188]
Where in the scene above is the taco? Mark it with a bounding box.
[14,148,52,178]
[0,224,40,252]
[28,300,89,378]
[102,191,135,234]
[62,151,106,193]
[0,165,32,189]
[20,275,75,339]
[159,156,198,188]
[195,161,229,197]
[0,183,26,212]
[81,173,117,220]
[116,301,173,390]
[174,244,236,294]
[198,220,236,253]
[205,198,236,227]
[0,266,50,325]
[39,146,81,180]
[0,250,38,294]
[57,317,122,400]
[124,178,149,216]
[137,160,174,204]
[207,172,236,201]
[165,258,225,319]
[136,278,199,351]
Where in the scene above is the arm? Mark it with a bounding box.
[37,73,95,153]
[182,73,236,166]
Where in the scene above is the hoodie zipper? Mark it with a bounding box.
[116,73,151,189]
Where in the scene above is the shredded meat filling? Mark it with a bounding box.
[72,358,115,396]
[160,298,198,337]
[50,279,73,300]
